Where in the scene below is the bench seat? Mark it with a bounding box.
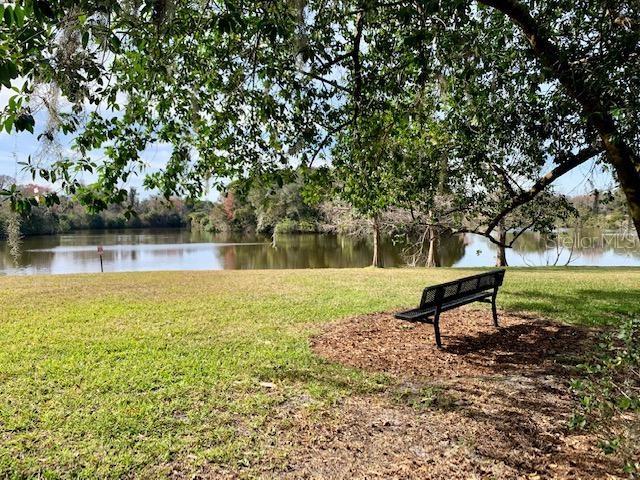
[395,291,493,322]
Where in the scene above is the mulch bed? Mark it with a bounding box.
[259,308,622,479]
[269,392,620,480]
[310,308,592,380]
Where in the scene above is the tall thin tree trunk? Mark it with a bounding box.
[496,221,508,267]
[371,215,383,268]
[426,225,440,268]
[592,189,600,215]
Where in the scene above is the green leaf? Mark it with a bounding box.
[4,116,14,133]
[0,60,19,88]
[110,35,121,52]
[14,113,35,132]
[617,396,632,410]
[3,5,12,26]
[13,5,24,27]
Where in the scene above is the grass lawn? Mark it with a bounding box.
[0,267,639,477]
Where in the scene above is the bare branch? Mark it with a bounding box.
[296,69,350,93]
[316,51,353,72]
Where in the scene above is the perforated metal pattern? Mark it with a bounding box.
[417,270,504,310]
[479,276,495,287]
[460,278,478,293]
[424,289,436,303]
[421,287,437,307]
[444,284,459,297]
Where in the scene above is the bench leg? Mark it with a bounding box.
[433,308,442,348]
[491,291,499,327]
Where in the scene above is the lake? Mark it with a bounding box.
[1,228,639,275]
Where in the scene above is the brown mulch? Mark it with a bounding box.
[310,309,591,380]
[269,391,620,480]
[259,308,622,479]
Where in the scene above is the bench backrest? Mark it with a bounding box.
[419,269,506,309]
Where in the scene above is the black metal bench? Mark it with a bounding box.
[395,269,506,348]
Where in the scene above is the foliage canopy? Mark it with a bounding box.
[1,0,639,236]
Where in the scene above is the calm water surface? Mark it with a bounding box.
[1,228,639,275]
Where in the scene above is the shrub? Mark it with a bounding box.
[57,217,72,233]
[105,216,126,229]
[88,215,105,230]
[126,215,143,229]
[297,218,318,233]
[274,218,298,234]
[569,317,640,475]
[189,211,218,232]
[274,218,319,234]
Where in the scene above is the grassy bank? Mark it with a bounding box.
[1,267,639,477]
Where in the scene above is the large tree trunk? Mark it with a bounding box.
[599,137,640,237]
[426,226,440,267]
[371,215,384,267]
[496,222,508,267]
[480,0,640,240]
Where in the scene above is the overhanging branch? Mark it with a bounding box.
[485,144,603,234]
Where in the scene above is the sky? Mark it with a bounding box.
[0,127,616,199]
[0,127,185,195]
[0,81,185,196]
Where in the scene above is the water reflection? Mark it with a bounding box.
[225,233,407,270]
[439,233,467,267]
[508,229,640,266]
[0,228,638,275]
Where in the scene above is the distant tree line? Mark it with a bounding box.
[0,178,201,238]
[570,189,636,231]
[190,175,634,267]
[1,172,633,267]
[189,177,323,235]
[3,0,639,246]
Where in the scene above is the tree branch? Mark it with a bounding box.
[492,163,519,196]
[308,121,350,167]
[507,216,538,247]
[485,144,603,234]
[295,69,350,93]
[478,0,640,238]
[316,51,353,72]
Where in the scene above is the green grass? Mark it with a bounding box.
[1,267,639,477]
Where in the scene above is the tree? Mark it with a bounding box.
[1,0,638,241]
[0,175,14,190]
[478,0,640,237]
